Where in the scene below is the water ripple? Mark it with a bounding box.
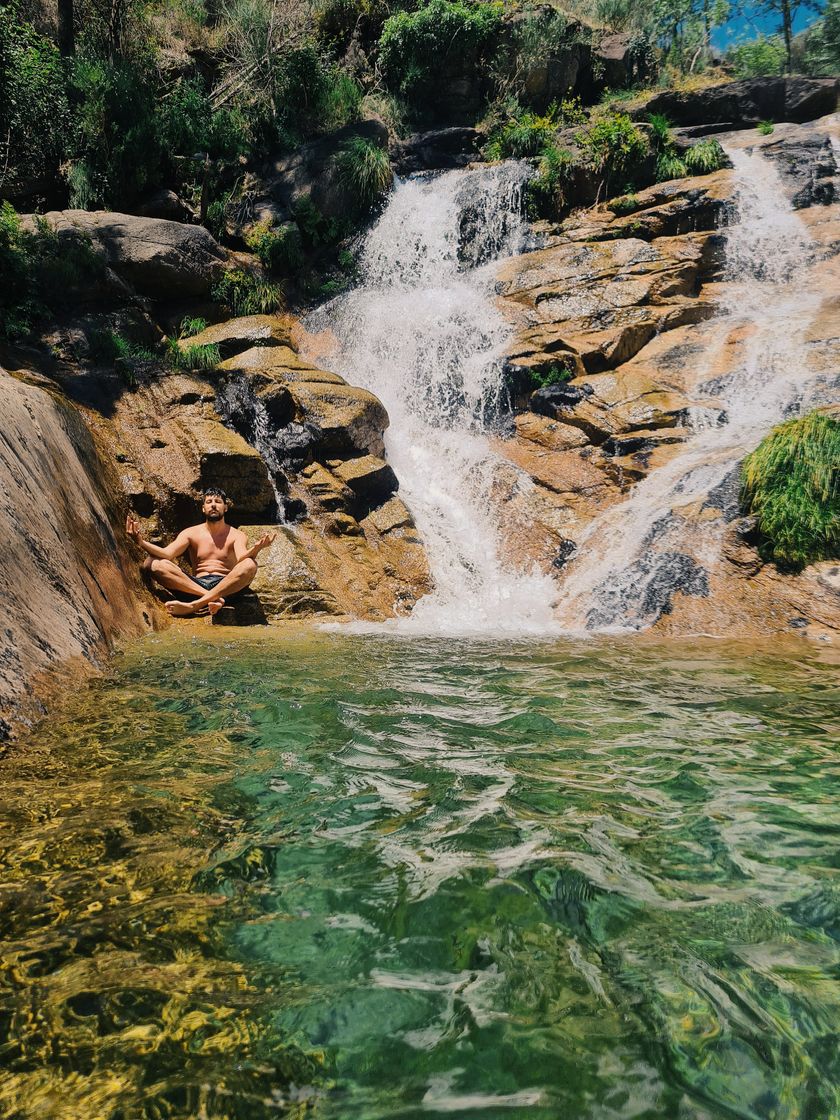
[0,632,838,1119]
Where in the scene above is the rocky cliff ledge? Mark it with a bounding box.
[0,211,430,737]
[0,365,156,738]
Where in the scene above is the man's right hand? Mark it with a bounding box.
[126,514,142,545]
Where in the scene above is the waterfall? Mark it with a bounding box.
[304,163,561,634]
[216,377,286,517]
[553,146,825,631]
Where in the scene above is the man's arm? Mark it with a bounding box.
[126,516,192,561]
[234,528,276,563]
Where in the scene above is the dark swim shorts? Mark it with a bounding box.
[187,572,244,602]
[190,573,225,592]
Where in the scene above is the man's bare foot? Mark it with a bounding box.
[165,598,225,617]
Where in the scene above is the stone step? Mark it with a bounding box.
[210,592,267,626]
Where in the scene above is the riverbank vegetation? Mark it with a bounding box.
[2,0,834,219]
[741,411,840,570]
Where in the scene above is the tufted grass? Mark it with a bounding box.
[655,151,687,180]
[741,411,840,571]
[167,339,221,370]
[178,316,207,339]
[336,136,393,212]
[211,268,283,316]
[684,137,727,173]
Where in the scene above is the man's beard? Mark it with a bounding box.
[206,511,223,521]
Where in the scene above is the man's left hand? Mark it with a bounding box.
[249,532,276,557]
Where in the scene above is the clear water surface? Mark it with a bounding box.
[2,630,839,1119]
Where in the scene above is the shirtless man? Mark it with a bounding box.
[126,487,276,617]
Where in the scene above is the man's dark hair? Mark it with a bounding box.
[203,487,232,508]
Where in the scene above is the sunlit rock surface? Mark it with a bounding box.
[492,115,840,637]
[0,365,156,736]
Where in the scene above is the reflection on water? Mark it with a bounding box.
[1,632,839,1119]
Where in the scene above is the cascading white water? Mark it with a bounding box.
[554,146,825,631]
[304,164,561,634]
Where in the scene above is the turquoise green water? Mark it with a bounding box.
[2,631,840,1120]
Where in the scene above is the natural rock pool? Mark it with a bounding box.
[2,631,839,1119]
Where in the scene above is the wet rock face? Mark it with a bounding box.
[758,129,838,209]
[586,551,710,629]
[491,112,840,639]
[0,367,155,735]
[391,128,481,175]
[86,314,431,625]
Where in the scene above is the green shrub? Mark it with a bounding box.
[683,137,726,173]
[378,0,501,108]
[273,46,361,142]
[245,221,304,274]
[647,112,673,149]
[0,202,39,338]
[577,111,648,196]
[741,411,840,571]
[485,108,559,160]
[293,196,348,248]
[527,143,574,215]
[322,69,364,132]
[336,137,393,213]
[66,53,161,208]
[757,120,775,135]
[315,0,392,53]
[27,217,105,305]
[529,360,575,389]
[212,269,283,316]
[0,204,105,338]
[157,77,250,164]
[655,151,687,180]
[728,36,786,78]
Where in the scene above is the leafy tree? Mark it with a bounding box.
[0,5,70,200]
[756,0,824,72]
[728,35,787,75]
[65,52,161,207]
[801,0,840,73]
